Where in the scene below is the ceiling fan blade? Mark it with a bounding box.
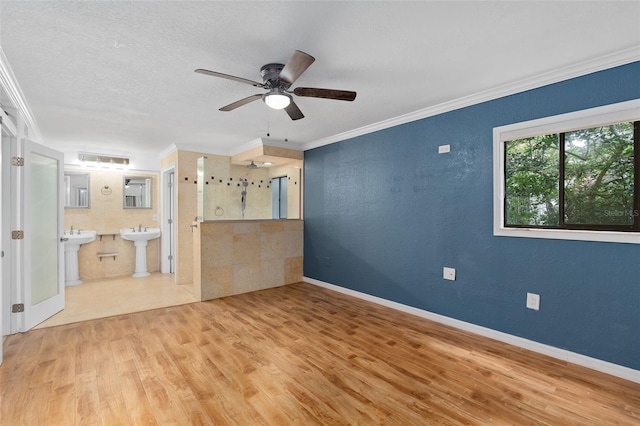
[293,87,357,101]
[195,69,265,88]
[279,50,315,87]
[219,94,263,112]
[284,100,304,120]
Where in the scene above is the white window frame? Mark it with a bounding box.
[493,99,640,244]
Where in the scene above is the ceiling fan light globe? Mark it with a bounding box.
[264,93,291,110]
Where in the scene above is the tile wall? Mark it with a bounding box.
[193,219,303,300]
[64,169,160,280]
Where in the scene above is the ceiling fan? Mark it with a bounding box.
[195,50,356,120]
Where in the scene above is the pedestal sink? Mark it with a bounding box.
[120,228,161,278]
[63,230,97,286]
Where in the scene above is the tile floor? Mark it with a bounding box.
[35,272,198,329]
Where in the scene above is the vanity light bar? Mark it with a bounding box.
[79,153,130,166]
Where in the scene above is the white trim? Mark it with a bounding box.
[160,163,176,275]
[228,138,264,157]
[0,48,41,143]
[302,47,640,151]
[158,143,177,160]
[493,99,640,244]
[304,276,640,384]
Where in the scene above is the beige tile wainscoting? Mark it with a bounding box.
[193,220,304,301]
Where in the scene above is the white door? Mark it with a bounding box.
[1,114,18,363]
[21,139,64,330]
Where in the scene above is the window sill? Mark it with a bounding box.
[494,226,640,244]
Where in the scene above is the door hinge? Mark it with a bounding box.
[11,230,24,239]
[11,156,24,166]
[12,303,24,313]
[168,255,173,260]
[168,218,173,224]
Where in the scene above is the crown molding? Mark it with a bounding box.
[157,143,177,159]
[302,47,640,151]
[0,48,42,141]
[227,137,264,157]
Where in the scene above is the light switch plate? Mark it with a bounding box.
[526,292,540,310]
[443,267,456,281]
[438,144,451,154]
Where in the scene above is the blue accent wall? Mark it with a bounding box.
[304,62,640,370]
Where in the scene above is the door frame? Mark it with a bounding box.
[161,164,176,276]
[1,112,18,365]
[1,113,18,338]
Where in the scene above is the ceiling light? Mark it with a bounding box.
[264,92,291,110]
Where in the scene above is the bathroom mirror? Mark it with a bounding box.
[64,172,90,208]
[123,176,152,209]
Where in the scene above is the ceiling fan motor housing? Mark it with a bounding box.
[260,63,285,89]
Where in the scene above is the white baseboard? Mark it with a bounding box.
[304,276,640,384]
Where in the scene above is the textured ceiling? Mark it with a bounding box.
[1,1,639,159]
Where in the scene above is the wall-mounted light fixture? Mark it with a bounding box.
[79,153,130,169]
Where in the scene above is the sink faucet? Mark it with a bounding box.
[70,225,74,235]
[138,224,142,232]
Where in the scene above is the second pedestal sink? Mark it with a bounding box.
[120,227,161,278]
[63,230,97,286]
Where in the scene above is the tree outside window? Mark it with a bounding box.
[505,121,637,231]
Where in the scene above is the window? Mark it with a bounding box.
[271,176,287,219]
[494,100,640,243]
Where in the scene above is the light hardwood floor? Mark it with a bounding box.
[35,272,198,329]
[2,282,639,425]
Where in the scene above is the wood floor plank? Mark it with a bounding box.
[1,282,639,425]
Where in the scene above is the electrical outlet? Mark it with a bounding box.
[526,292,540,311]
[443,267,456,281]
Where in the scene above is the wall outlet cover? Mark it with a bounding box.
[438,144,451,154]
[526,292,540,311]
[443,267,456,281]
